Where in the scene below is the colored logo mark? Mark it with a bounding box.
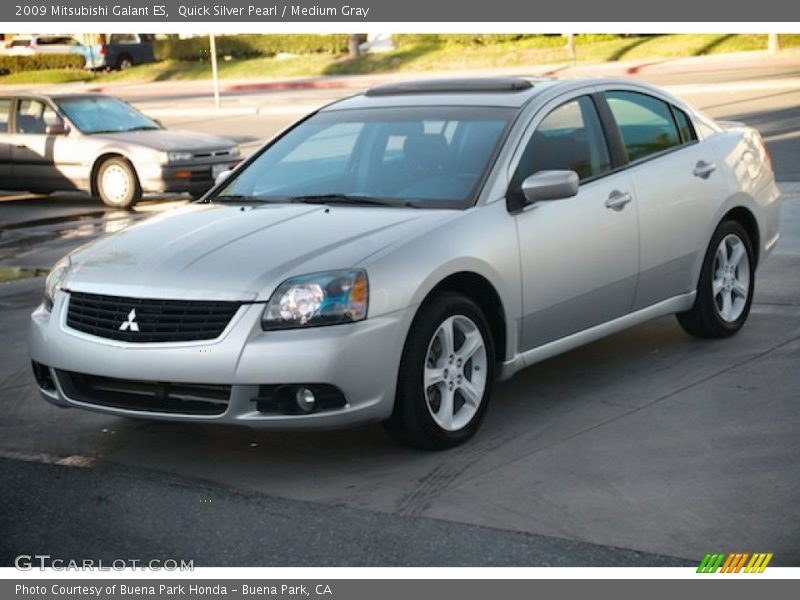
[697,553,773,573]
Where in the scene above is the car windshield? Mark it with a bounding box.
[213,106,515,209]
[55,96,160,134]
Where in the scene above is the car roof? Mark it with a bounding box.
[0,92,108,101]
[322,77,679,112]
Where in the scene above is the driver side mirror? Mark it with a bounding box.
[521,170,579,204]
[45,121,69,136]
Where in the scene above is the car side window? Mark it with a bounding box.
[514,95,612,186]
[15,100,60,135]
[0,99,10,133]
[110,34,139,44]
[605,91,682,162]
[672,106,697,143]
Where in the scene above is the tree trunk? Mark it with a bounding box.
[348,35,361,59]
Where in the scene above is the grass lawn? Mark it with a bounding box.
[2,34,798,86]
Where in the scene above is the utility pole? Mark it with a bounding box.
[209,34,220,110]
[564,34,576,65]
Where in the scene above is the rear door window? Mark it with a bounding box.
[605,91,682,162]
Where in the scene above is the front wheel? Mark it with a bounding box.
[677,220,755,338]
[95,157,142,208]
[384,292,495,450]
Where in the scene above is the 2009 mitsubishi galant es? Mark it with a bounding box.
[29,78,781,449]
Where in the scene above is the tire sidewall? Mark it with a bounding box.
[393,293,495,448]
[699,221,756,333]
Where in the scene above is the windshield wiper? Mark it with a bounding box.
[289,194,403,207]
[209,195,278,204]
[124,125,160,131]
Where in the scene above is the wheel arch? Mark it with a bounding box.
[417,271,509,365]
[721,205,761,265]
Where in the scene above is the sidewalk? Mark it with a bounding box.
[4,48,800,99]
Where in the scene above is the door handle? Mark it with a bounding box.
[693,160,717,178]
[605,190,632,211]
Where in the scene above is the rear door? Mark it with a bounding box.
[602,90,727,310]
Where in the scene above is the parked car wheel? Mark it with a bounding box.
[385,292,495,450]
[677,220,755,338]
[116,54,134,70]
[95,157,141,208]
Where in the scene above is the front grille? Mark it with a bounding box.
[67,291,241,343]
[56,370,231,415]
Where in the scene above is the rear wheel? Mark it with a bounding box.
[384,293,494,450]
[677,220,755,338]
[95,157,141,209]
[116,55,133,70]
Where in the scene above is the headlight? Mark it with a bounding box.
[229,146,241,157]
[43,257,70,311]
[262,270,368,330]
[166,151,193,162]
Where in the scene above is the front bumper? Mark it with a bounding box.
[28,291,415,429]
[136,159,241,196]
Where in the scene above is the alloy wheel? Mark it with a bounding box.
[423,315,488,432]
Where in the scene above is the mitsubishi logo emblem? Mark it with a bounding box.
[119,309,140,332]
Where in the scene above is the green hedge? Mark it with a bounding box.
[154,34,351,61]
[393,34,624,48]
[0,53,85,75]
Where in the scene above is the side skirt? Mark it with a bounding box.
[498,291,696,381]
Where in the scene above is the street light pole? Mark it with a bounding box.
[209,33,220,110]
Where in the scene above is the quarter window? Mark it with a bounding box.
[672,106,697,143]
[514,95,612,186]
[606,91,681,162]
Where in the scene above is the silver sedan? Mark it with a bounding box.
[0,92,241,207]
[28,77,781,449]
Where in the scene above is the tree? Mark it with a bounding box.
[348,34,361,59]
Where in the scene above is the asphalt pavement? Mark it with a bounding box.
[1,58,799,567]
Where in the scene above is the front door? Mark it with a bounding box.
[514,95,640,351]
[10,98,69,192]
[0,98,13,183]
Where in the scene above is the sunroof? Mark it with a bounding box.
[365,78,534,97]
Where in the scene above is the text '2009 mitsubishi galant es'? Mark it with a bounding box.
[29,78,781,449]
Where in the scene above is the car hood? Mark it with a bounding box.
[65,202,456,301]
[90,129,235,152]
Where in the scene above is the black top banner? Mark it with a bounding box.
[2,0,797,22]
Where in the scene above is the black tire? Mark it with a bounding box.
[677,219,755,338]
[116,55,133,70]
[94,157,141,209]
[384,292,495,450]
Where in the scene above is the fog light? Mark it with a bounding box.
[295,387,316,413]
